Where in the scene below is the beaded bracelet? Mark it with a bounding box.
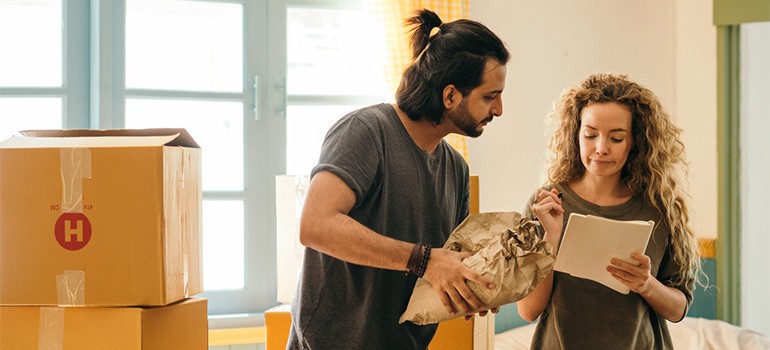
[416,244,431,278]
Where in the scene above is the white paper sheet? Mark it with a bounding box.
[553,213,654,294]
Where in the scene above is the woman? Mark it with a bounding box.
[518,73,702,349]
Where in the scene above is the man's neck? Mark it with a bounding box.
[393,104,450,154]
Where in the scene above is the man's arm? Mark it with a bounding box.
[299,170,495,314]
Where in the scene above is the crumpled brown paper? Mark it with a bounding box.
[399,211,555,325]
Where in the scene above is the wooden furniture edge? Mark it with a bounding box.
[208,327,266,346]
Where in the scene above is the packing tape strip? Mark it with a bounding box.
[183,150,190,296]
[38,307,64,350]
[60,148,92,213]
[184,255,190,297]
[56,270,85,306]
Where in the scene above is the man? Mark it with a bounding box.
[288,9,510,349]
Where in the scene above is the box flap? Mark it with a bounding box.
[0,128,200,149]
[0,134,180,149]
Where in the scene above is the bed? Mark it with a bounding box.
[494,316,770,350]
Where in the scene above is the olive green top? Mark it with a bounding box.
[528,183,694,350]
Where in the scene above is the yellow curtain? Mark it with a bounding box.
[372,0,471,163]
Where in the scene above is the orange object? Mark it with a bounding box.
[0,129,202,306]
[265,304,293,350]
[0,298,208,350]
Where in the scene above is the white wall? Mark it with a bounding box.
[469,0,717,238]
[674,0,718,239]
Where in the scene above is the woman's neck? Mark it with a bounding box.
[569,174,634,206]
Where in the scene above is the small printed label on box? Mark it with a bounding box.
[54,213,92,251]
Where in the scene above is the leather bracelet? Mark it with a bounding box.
[416,244,431,278]
[406,243,424,276]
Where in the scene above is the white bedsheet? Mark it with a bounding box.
[494,317,770,350]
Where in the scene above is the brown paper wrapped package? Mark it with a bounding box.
[399,211,555,325]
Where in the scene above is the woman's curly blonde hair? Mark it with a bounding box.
[544,73,703,287]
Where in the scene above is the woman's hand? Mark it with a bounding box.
[608,252,689,321]
[606,252,654,296]
[530,188,565,251]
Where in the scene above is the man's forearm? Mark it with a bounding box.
[300,210,413,271]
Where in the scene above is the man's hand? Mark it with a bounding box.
[421,248,496,315]
[465,307,499,320]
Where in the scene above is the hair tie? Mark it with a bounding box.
[429,26,440,38]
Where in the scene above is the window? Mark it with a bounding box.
[122,1,248,299]
[1,0,388,318]
[284,3,388,175]
[0,0,88,136]
[87,0,274,316]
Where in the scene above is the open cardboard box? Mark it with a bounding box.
[0,129,202,306]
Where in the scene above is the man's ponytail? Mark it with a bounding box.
[405,9,443,59]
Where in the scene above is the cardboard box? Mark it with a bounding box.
[0,297,208,349]
[265,304,292,350]
[0,129,202,306]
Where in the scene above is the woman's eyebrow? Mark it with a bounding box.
[582,125,628,133]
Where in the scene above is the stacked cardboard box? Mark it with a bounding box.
[0,129,208,349]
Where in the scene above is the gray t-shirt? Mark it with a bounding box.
[528,183,694,350]
[287,103,470,350]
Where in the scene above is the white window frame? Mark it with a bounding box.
[0,0,89,129]
[4,0,382,323]
[81,0,283,317]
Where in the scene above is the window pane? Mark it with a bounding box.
[0,0,62,87]
[286,104,365,175]
[0,97,62,139]
[202,200,244,291]
[125,0,242,92]
[125,98,244,191]
[287,6,387,96]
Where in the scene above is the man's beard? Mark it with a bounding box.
[446,101,489,138]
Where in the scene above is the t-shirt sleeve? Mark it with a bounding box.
[656,241,696,322]
[456,166,470,227]
[311,113,380,208]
